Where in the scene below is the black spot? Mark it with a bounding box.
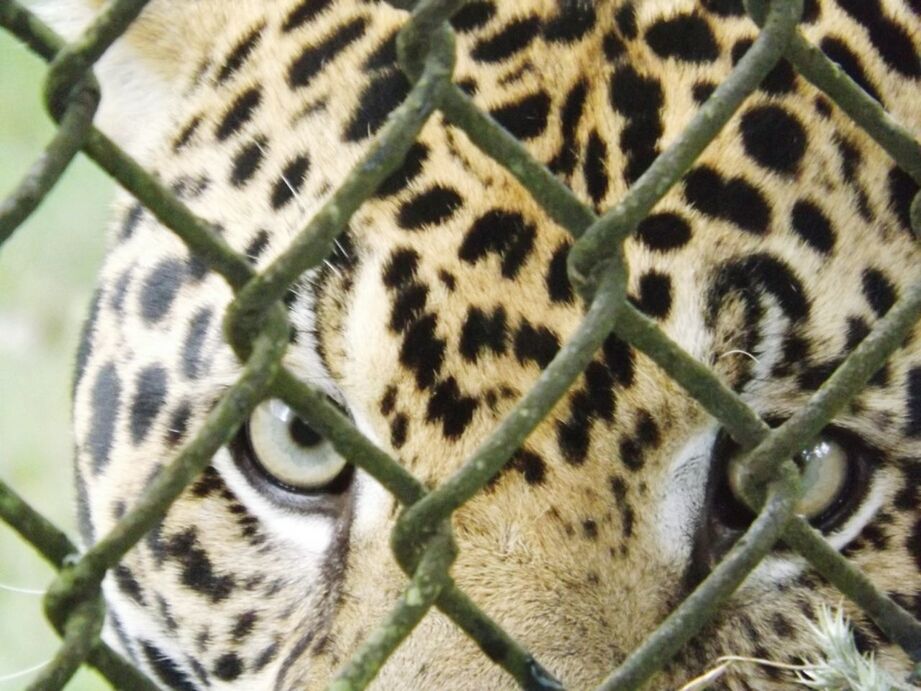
[426,377,479,439]
[546,241,574,304]
[173,116,202,152]
[731,39,796,94]
[583,360,615,421]
[74,288,102,397]
[213,653,244,682]
[344,69,411,141]
[245,230,270,263]
[460,306,508,362]
[683,166,770,235]
[382,248,420,289]
[543,2,596,43]
[861,268,897,317]
[645,13,719,63]
[834,136,862,184]
[182,308,213,380]
[489,91,551,140]
[631,271,672,319]
[614,4,638,38]
[514,321,560,368]
[701,0,744,15]
[510,449,546,485]
[708,253,810,325]
[166,402,191,448]
[739,105,807,175]
[288,18,368,88]
[380,386,397,416]
[438,270,456,291]
[390,413,408,448]
[399,314,445,389]
[88,363,121,473]
[270,154,311,209]
[888,166,919,235]
[282,0,333,31]
[692,80,716,104]
[906,517,921,571]
[130,365,168,445]
[120,203,144,240]
[390,282,429,332]
[217,23,264,84]
[397,186,463,230]
[619,438,644,470]
[635,211,693,250]
[549,81,587,175]
[603,334,635,387]
[165,529,235,602]
[820,36,883,103]
[609,65,663,182]
[790,199,835,254]
[472,15,541,62]
[141,641,197,691]
[834,0,921,77]
[363,30,398,71]
[458,210,536,278]
[114,565,145,605]
[375,143,429,197]
[557,409,590,465]
[216,87,261,140]
[140,258,185,323]
[583,130,609,206]
[602,31,626,61]
[230,137,266,186]
[582,519,599,539]
[450,1,495,32]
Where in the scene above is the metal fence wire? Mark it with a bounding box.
[1,0,920,688]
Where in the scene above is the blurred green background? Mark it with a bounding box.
[0,24,112,691]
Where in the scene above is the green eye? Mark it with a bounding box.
[246,398,348,492]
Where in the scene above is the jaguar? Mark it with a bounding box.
[36,0,921,688]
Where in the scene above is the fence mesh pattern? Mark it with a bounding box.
[1,0,921,688]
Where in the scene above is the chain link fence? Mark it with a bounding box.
[1,0,920,688]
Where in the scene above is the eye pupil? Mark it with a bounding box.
[288,417,324,449]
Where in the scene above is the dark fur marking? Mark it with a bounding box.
[288,18,368,88]
[382,248,420,289]
[635,211,693,250]
[546,241,575,304]
[549,80,587,176]
[489,92,551,140]
[182,307,214,380]
[645,12,719,63]
[165,528,236,602]
[583,129,609,206]
[140,257,186,323]
[450,1,495,32]
[426,377,479,439]
[130,365,168,445]
[88,362,121,473]
[141,641,197,691]
[888,166,919,235]
[390,282,429,332]
[609,65,663,182]
[271,154,311,209]
[216,87,261,141]
[472,15,541,62]
[631,271,672,319]
[460,306,508,362]
[213,653,244,682]
[834,0,921,77]
[217,23,264,84]
[344,69,411,141]
[544,2,595,43]
[397,186,463,230]
[375,143,429,197]
[514,321,560,368]
[458,210,536,278]
[790,199,835,254]
[820,36,883,103]
[230,136,267,186]
[684,165,770,235]
[399,313,446,389]
[861,268,897,317]
[282,0,333,32]
[739,105,807,175]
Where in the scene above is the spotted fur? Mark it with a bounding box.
[39,0,921,688]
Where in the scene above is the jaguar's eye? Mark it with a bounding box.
[724,430,868,532]
[245,398,350,493]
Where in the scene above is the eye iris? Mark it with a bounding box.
[289,417,324,448]
[797,439,847,519]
